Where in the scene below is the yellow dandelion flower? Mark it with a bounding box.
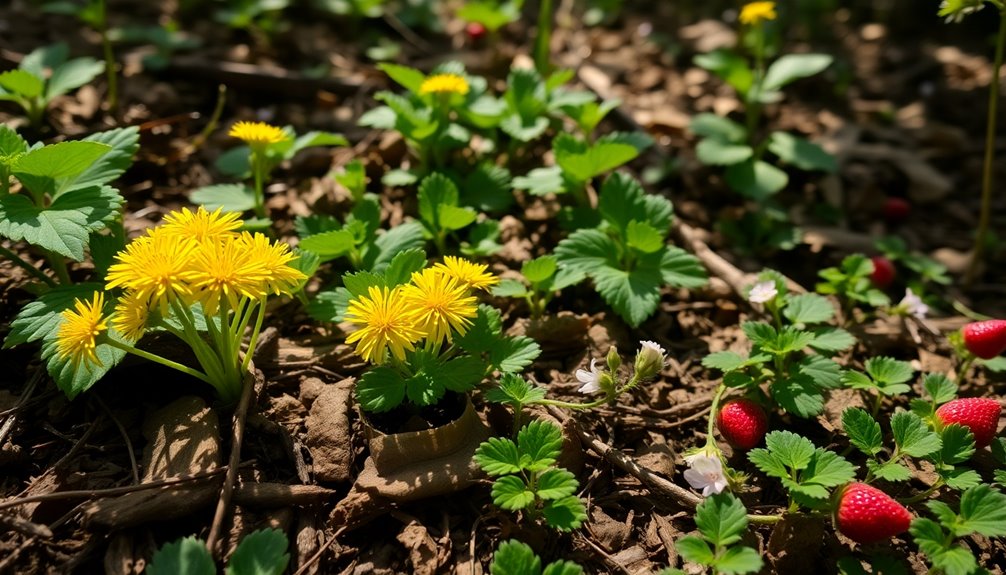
[188,236,270,315]
[161,207,243,243]
[106,229,200,312]
[228,121,289,147]
[418,73,470,96]
[345,285,423,364]
[739,1,777,25]
[56,292,108,370]
[111,291,150,342]
[434,256,499,292]
[402,268,478,345]
[237,232,307,295]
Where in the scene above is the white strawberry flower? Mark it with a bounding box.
[898,288,928,319]
[683,452,728,496]
[575,358,604,394]
[748,280,778,304]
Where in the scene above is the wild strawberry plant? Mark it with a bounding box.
[747,430,856,512]
[147,528,289,575]
[554,173,706,327]
[474,420,587,531]
[910,485,1006,575]
[492,255,578,319]
[489,539,583,575]
[0,43,105,127]
[674,492,763,575]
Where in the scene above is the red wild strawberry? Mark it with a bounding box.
[882,197,911,224]
[961,320,1006,360]
[466,22,487,42]
[870,256,895,289]
[935,397,1001,448]
[835,482,912,544]
[717,398,768,450]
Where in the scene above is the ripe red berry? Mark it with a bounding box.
[835,482,912,545]
[870,256,895,289]
[935,397,1001,448]
[961,320,1006,360]
[466,22,487,42]
[716,398,768,450]
[882,197,911,224]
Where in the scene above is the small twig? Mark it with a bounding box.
[0,370,41,448]
[293,526,346,575]
[578,532,632,575]
[205,369,258,558]
[0,466,236,512]
[0,514,53,538]
[94,395,139,485]
[0,537,35,572]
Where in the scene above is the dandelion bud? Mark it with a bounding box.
[633,340,666,381]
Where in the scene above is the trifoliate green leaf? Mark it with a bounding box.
[492,475,536,510]
[597,172,673,236]
[492,335,540,373]
[867,460,912,482]
[522,255,558,284]
[892,411,942,458]
[866,357,914,387]
[485,373,546,407]
[590,262,662,328]
[942,468,981,491]
[517,420,563,472]
[490,540,542,575]
[225,528,290,575]
[842,408,883,457]
[956,485,1006,537]
[807,327,856,353]
[475,437,523,476]
[676,536,716,565]
[801,449,856,493]
[938,424,976,465]
[714,545,763,575]
[764,430,816,471]
[922,373,957,405]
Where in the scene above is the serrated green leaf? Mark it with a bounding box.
[957,485,1006,537]
[541,560,583,575]
[512,166,565,196]
[147,536,216,575]
[597,172,673,235]
[676,535,716,565]
[517,420,563,472]
[939,424,976,465]
[456,305,502,354]
[439,355,485,393]
[382,248,426,286]
[490,540,542,575]
[910,517,947,558]
[341,271,383,298]
[702,351,748,372]
[695,138,753,166]
[942,468,982,491]
[378,62,426,94]
[930,547,978,575]
[771,375,825,418]
[590,262,662,328]
[368,221,426,272]
[742,321,777,347]
[299,229,356,260]
[462,163,513,213]
[492,335,540,373]
[808,327,856,353]
[714,545,763,575]
[797,355,844,389]
[0,185,122,260]
[404,369,443,406]
[695,492,749,547]
[868,460,912,482]
[747,449,789,480]
[842,407,883,457]
[767,132,836,173]
[892,411,942,458]
[14,141,111,193]
[492,475,535,510]
[485,373,546,406]
[802,449,856,491]
[492,278,528,297]
[626,220,664,253]
[765,430,816,470]
[783,293,835,325]
[59,126,139,194]
[542,495,587,531]
[660,246,707,288]
[190,184,256,213]
[225,528,290,575]
[922,373,957,405]
[418,172,460,230]
[437,204,477,231]
[535,468,579,500]
[476,437,523,476]
[356,366,406,412]
[866,357,914,386]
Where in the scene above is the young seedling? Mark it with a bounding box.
[554,173,706,327]
[474,420,587,531]
[748,430,856,512]
[0,43,104,127]
[42,0,117,110]
[491,255,580,318]
[489,539,583,575]
[842,357,915,416]
[910,485,1006,575]
[416,172,478,254]
[816,254,891,319]
[147,528,290,575]
[675,492,763,575]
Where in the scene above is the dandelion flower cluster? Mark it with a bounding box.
[344,258,489,363]
[228,121,289,147]
[739,1,777,25]
[418,73,470,96]
[57,207,306,370]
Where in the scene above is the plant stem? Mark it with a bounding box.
[240,297,266,374]
[96,0,117,113]
[533,0,553,76]
[187,84,227,155]
[898,481,943,505]
[747,24,767,149]
[705,384,729,447]
[251,151,266,219]
[0,245,56,287]
[104,337,213,385]
[47,252,71,285]
[966,6,1006,283]
[957,355,976,381]
[535,397,609,410]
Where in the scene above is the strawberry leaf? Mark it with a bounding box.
[892,411,942,458]
[842,407,883,457]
